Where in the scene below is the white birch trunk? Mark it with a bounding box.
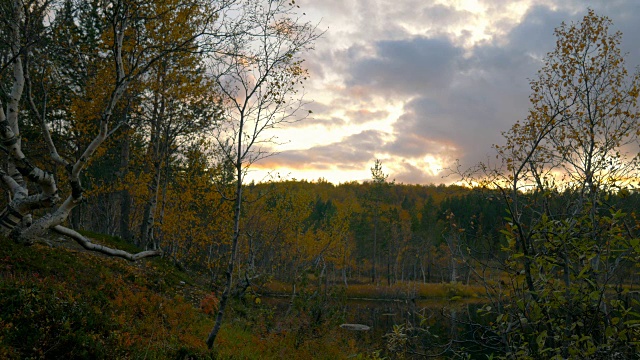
[0,0,159,261]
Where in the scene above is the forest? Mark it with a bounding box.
[1,0,640,359]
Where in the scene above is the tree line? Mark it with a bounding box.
[76,144,640,299]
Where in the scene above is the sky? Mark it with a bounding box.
[248,0,640,185]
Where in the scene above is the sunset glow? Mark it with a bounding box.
[247,0,640,185]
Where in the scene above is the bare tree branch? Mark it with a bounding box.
[53,225,162,261]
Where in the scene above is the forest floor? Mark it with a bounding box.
[0,231,492,359]
[0,232,388,359]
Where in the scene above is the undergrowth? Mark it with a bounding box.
[0,235,212,359]
[0,234,378,359]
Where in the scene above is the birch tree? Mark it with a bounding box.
[205,0,320,349]
[0,0,227,260]
[466,10,640,358]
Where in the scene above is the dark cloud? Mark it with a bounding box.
[382,132,449,159]
[346,36,463,96]
[378,5,574,170]
[503,5,568,55]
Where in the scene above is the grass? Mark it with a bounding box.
[0,234,214,359]
[214,323,365,360]
[260,279,486,301]
[0,233,380,359]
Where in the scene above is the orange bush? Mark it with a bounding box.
[200,292,220,315]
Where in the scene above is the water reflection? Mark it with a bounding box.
[341,299,489,358]
[264,296,490,358]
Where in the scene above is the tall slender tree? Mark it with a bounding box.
[367,159,388,283]
[205,0,320,348]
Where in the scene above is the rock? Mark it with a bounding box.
[340,323,371,331]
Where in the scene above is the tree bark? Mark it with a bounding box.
[119,128,132,241]
[139,163,161,249]
[206,125,244,350]
[53,225,161,261]
[372,210,377,284]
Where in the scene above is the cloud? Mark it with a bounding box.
[252,1,640,185]
[378,5,574,170]
[345,109,390,124]
[393,160,445,184]
[346,36,463,97]
[287,101,349,128]
[293,116,347,128]
[412,3,474,31]
[257,130,387,170]
[383,118,457,159]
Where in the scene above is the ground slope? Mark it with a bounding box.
[0,232,214,359]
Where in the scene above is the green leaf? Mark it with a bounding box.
[536,330,548,349]
[605,326,614,337]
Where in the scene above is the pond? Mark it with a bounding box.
[263,295,493,359]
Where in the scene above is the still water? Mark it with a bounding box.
[342,298,490,358]
[264,296,491,359]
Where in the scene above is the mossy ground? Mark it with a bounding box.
[0,233,380,359]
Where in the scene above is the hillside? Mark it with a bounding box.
[0,232,215,359]
[0,233,374,359]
